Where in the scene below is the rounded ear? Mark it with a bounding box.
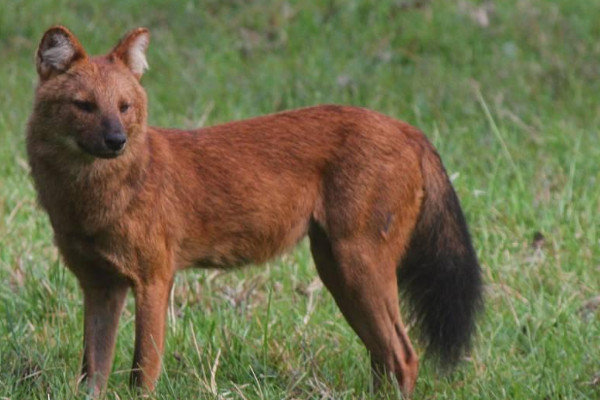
[110,28,150,80]
[36,26,87,81]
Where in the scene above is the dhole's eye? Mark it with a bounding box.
[119,102,131,113]
[73,100,95,113]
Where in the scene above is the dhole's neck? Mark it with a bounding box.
[29,132,152,235]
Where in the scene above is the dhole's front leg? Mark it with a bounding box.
[130,278,173,390]
[80,281,129,395]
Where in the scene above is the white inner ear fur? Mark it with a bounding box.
[41,33,75,71]
[127,33,149,76]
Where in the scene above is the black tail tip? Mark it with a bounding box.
[398,230,483,369]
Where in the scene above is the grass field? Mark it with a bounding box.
[1,0,600,399]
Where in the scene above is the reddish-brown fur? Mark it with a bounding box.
[27,27,482,397]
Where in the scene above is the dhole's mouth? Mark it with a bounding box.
[76,141,126,159]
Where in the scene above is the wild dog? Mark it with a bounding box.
[27,26,483,397]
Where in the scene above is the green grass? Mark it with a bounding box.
[1,0,600,398]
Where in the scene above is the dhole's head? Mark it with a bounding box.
[29,26,150,160]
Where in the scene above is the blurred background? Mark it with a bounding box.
[1,1,599,399]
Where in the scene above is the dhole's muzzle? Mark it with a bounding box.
[77,116,127,159]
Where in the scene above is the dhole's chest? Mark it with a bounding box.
[54,226,141,280]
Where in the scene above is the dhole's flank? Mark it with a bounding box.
[27,26,482,397]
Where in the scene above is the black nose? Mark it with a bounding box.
[104,132,127,152]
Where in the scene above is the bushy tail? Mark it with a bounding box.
[397,147,483,367]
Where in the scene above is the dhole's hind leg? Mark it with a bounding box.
[308,222,418,397]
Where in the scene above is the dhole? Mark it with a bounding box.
[27,26,482,397]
